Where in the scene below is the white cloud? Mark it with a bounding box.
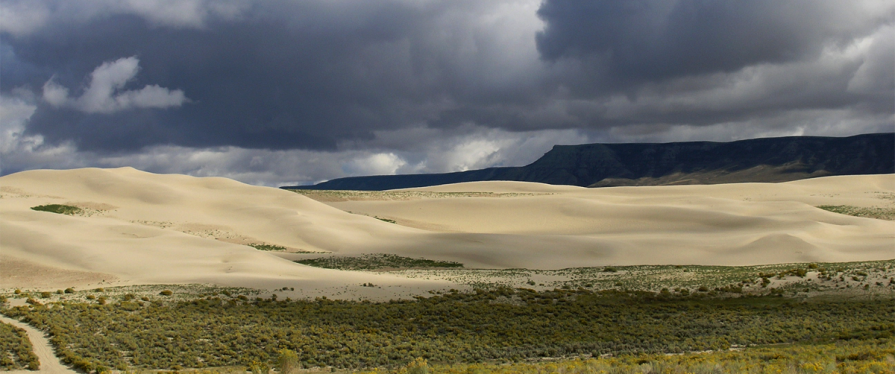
[0,95,37,154]
[40,80,69,107]
[0,94,80,175]
[115,0,247,28]
[0,0,250,37]
[344,153,407,176]
[847,25,895,95]
[382,126,589,174]
[114,85,188,111]
[0,1,50,37]
[42,56,189,114]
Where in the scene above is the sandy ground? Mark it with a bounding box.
[1,167,893,297]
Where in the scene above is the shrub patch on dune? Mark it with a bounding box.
[30,204,81,215]
[249,243,287,251]
[296,253,463,270]
[818,205,895,220]
[248,243,321,253]
[374,216,397,224]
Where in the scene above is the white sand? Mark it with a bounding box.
[1,168,893,295]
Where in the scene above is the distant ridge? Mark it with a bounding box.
[283,133,894,190]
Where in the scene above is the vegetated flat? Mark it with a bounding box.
[0,167,893,300]
[4,287,894,372]
[0,320,39,370]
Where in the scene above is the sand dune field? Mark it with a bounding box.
[1,167,892,297]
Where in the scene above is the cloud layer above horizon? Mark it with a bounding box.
[2,0,893,186]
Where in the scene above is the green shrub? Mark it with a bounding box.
[398,358,428,374]
[159,290,173,296]
[277,349,301,374]
[249,360,270,374]
[30,204,81,215]
[249,243,287,251]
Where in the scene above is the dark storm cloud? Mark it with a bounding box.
[3,0,545,152]
[536,0,892,84]
[5,12,402,150]
[525,0,895,132]
[1,0,893,185]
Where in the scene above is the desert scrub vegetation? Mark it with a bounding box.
[29,204,81,215]
[389,260,895,297]
[360,340,895,374]
[2,288,893,372]
[1,284,261,305]
[0,321,39,370]
[296,254,463,270]
[818,205,895,220]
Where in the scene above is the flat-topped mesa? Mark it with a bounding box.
[284,133,894,190]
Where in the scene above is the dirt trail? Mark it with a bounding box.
[0,315,77,374]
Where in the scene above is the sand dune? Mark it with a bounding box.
[329,175,895,266]
[0,168,448,296]
[1,168,893,294]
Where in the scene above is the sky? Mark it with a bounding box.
[1,0,893,186]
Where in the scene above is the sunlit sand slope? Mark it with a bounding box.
[1,168,892,292]
[0,168,444,293]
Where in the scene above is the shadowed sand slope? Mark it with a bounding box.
[1,168,893,291]
[326,176,895,267]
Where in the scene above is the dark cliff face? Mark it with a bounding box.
[284,133,895,190]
